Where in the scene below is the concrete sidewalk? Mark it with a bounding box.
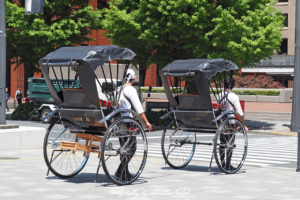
[0,149,300,200]
[243,102,296,136]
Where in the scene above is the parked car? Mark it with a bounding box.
[28,77,142,123]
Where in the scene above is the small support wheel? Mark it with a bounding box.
[214,117,248,174]
[41,108,53,124]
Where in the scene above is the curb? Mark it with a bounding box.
[249,130,297,136]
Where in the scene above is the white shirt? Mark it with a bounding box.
[119,85,144,118]
[217,91,244,123]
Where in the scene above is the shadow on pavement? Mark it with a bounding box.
[45,172,148,187]
[161,165,247,175]
[282,124,291,129]
[245,120,277,130]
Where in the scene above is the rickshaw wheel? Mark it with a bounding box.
[161,118,196,169]
[43,117,89,178]
[101,117,147,185]
[214,117,248,174]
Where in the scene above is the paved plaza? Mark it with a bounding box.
[0,134,299,200]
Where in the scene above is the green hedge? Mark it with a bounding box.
[141,88,182,93]
[232,90,279,96]
[12,102,35,120]
[141,88,280,96]
[145,110,173,126]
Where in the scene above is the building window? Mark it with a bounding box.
[283,14,288,27]
[97,0,108,10]
[278,39,288,55]
[97,0,108,29]
[278,0,288,2]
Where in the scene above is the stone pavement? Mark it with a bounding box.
[0,149,300,200]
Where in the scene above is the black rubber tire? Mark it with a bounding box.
[101,117,147,185]
[41,108,53,124]
[161,118,196,169]
[43,117,89,178]
[214,117,247,174]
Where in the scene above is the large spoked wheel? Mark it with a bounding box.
[214,117,248,174]
[43,117,89,178]
[161,118,196,169]
[101,117,147,185]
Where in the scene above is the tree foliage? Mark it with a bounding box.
[102,0,284,70]
[6,0,102,74]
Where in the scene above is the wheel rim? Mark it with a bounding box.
[102,118,147,185]
[162,127,196,168]
[214,118,247,173]
[42,111,49,118]
[44,118,89,177]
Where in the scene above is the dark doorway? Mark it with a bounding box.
[156,67,162,86]
[279,39,288,55]
[283,14,288,27]
[6,57,10,94]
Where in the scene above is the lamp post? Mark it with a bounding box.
[0,0,7,125]
[291,0,300,172]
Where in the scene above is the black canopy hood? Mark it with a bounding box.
[39,45,136,70]
[161,58,239,79]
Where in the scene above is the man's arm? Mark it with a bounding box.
[127,87,152,132]
[139,113,152,132]
[232,94,249,132]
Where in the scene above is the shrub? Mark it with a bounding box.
[145,110,173,126]
[233,74,284,88]
[12,102,35,120]
[141,88,183,94]
[210,90,280,96]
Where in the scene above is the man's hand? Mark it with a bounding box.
[146,122,152,132]
[245,126,249,132]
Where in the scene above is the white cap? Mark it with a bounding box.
[125,69,136,82]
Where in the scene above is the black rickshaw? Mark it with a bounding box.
[39,45,148,185]
[159,59,248,174]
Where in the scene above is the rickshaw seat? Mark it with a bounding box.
[176,94,209,110]
[58,88,96,108]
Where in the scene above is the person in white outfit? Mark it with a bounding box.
[115,69,152,180]
[217,77,248,171]
[218,77,248,132]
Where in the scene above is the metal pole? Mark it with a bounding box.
[0,0,7,125]
[291,0,300,171]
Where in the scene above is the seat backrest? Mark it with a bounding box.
[59,88,96,108]
[177,94,209,110]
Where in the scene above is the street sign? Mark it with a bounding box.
[25,0,45,15]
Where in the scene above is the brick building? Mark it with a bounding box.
[6,0,159,99]
[7,0,291,98]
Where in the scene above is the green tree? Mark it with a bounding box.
[6,0,102,74]
[102,0,284,71]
